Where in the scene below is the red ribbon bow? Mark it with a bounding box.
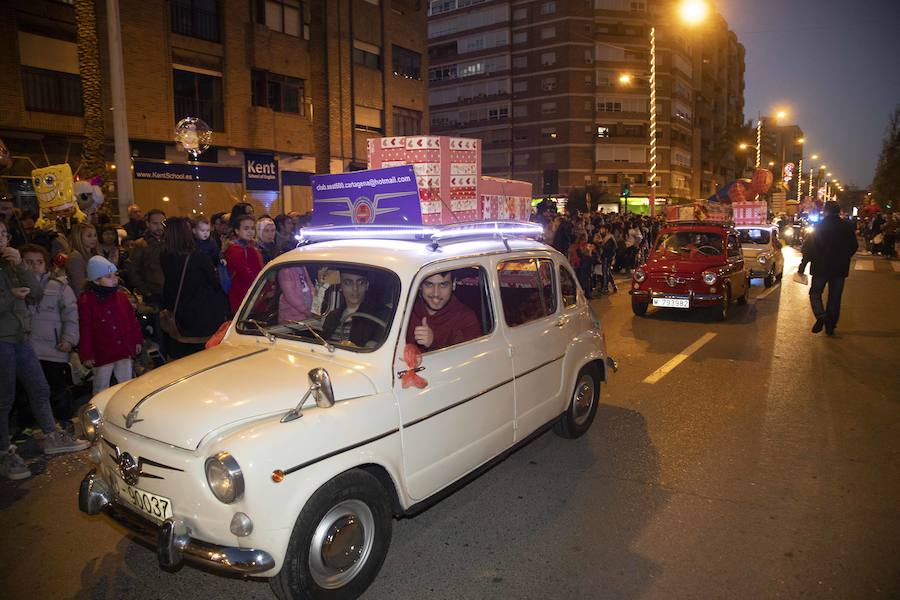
[401,344,428,389]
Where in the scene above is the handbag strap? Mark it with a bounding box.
[173,253,190,318]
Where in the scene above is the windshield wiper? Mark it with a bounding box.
[285,320,335,353]
[238,318,275,343]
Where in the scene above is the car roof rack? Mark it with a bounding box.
[297,221,544,251]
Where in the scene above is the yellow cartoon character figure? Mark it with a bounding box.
[32,163,86,228]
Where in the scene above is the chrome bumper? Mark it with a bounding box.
[630,291,723,303]
[78,469,274,575]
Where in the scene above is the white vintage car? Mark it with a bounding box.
[736,224,785,287]
[78,222,616,600]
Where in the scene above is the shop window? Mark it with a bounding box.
[171,0,220,42]
[498,258,557,327]
[257,0,304,37]
[173,68,225,131]
[392,45,422,80]
[393,106,422,135]
[21,67,83,115]
[252,70,305,114]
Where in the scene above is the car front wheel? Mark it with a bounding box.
[271,470,393,600]
[764,271,775,287]
[554,365,601,439]
[631,298,648,316]
[713,286,730,321]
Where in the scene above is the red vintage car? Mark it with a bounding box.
[629,222,750,320]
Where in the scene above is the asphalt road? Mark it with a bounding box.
[2,247,899,599]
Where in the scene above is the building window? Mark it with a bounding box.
[541,77,556,91]
[513,7,527,19]
[512,31,527,44]
[259,0,303,37]
[488,106,509,120]
[540,1,556,15]
[392,45,421,80]
[513,80,528,93]
[355,105,384,133]
[21,67,83,116]
[393,106,422,135]
[541,26,556,39]
[513,104,528,117]
[251,70,305,114]
[173,68,224,131]
[513,56,527,69]
[541,127,558,140]
[540,52,556,67]
[353,42,382,70]
[597,126,610,138]
[171,0,220,42]
[541,101,557,114]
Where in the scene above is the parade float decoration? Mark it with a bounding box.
[174,117,212,158]
[74,175,105,219]
[32,163,88,228]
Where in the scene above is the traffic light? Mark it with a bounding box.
[621,181,631,197]
[542,169,559,195]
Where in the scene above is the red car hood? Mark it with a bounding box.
[642,253,722,274]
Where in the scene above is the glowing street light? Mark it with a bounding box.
[678,0,710,25]
[739,143,750,150]
[797,137,805,144]
[775,110,787,121]
[768,161,775,166]
[811,154,819,160]
[618,73,633,85]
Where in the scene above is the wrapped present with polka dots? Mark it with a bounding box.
[480,176,533,222]
[367,136,481,225]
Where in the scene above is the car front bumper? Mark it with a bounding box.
[78,469,274,575]
[630,290,723,307]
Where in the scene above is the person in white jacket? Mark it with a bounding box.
[22,244,80,422]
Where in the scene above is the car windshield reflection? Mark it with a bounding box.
[738,229,771,245]
[654,231,723,257]
[236,262,400,351]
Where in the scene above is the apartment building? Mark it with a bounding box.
[427,0,746,208]
[0,0,427,218]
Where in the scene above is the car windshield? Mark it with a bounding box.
[654,231,724,257]
[236,262,401,352]
[738,228,771,245]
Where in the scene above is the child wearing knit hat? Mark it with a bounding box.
[77,256,144,393]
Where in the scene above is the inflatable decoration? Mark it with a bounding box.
[727,179,752,204]
[74,175,104,217]
[401,343,428,389]
[0,138,11,173]
[175,117,212,158]
[751,168,774,194]
[32,163,87,229]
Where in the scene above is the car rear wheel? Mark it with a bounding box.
[271,470,392,600]
[553,365,600,439]
[713,286,730,321]
[631,299,648,316]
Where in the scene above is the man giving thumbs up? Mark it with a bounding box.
[406,271,481,351]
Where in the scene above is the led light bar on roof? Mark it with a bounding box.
[296,221,544,247]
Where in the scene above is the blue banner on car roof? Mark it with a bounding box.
[311,166,422,226]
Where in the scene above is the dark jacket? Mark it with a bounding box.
[0,258,42,342]
[321,296,391,348]
[811,215,858,279]
[124,218,146,241]
[160,250,230,337]
[128,233,165,298]
[195,236,221,268]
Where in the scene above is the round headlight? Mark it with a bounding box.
[205,452,244,504]
[702,272,717,285]
[634,269,646,283]
[784,228,794,237]
[758,254,769,264]
[80,404,102,442]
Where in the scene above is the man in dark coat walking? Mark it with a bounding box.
[809,201,858,336]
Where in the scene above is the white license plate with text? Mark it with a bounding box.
[652,297,690,308]
[114,478,174,521]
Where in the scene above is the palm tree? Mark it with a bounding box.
[74,0,105,180]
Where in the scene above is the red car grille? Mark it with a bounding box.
[649,273,696,286]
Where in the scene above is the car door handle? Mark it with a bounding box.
[555,316,570,328]
[397,366,426,378]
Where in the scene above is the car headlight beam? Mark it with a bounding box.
[205,452,244,504]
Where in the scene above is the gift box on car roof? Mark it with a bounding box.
[367,136,481,225]
[480,176,533,222]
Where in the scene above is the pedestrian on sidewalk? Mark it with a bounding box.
[0,221,89,480]
[808,201,858,336]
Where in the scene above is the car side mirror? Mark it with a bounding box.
[309,368,335,408]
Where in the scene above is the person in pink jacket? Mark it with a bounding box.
[77,256,143,394]
[277,265,316,322]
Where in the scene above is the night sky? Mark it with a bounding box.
[717,0,900,188]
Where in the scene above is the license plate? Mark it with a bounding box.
[114,478,174,521]
[652,297,689,308]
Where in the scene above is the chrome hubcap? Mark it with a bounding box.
[309,500,374,589]
[571,375,595,426]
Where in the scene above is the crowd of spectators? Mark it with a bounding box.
[0,195,312,480]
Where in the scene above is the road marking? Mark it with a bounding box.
[643,332,717,385]
[756,283,780,300]
[892,261,900,272]
[854,260,875,271]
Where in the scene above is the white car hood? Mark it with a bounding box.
[103,343,376,450]
[741,244,770,258]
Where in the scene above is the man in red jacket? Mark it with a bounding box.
[407,271,481,352]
